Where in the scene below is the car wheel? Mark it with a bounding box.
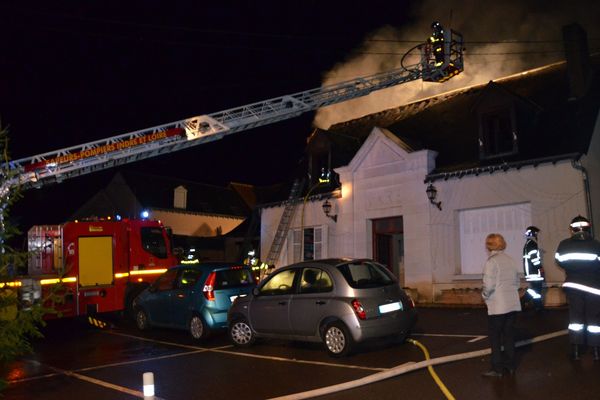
[323,321,353,357]
[135,308,150,331]
[189,314,210,340]
[229,318,255,347]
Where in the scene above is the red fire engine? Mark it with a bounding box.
[23,217,178,318]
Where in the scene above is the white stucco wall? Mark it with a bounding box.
[151,209,244,237]
[427,161,587,299]
[260,120,598,303]
[581,110,600,233]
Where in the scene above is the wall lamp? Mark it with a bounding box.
[322,199,338,222]
[426,183,442,210]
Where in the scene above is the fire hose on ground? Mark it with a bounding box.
[268,329,567,400]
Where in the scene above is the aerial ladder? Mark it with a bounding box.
[1,25,463,196]
[1,25,464,273]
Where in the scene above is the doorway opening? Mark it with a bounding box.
[372,216,404,286]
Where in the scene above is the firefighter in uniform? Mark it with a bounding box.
[244,249,268,281]
[523,226,545,311]
[555,215,600,360]
[429,21,445,67]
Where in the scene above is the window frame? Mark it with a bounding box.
[478,106,518,160]
[290,226,327,263]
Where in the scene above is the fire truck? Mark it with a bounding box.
[3,23,464,319]
[22,218,178,318]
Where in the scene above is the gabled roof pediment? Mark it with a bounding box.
[346,127,412,172]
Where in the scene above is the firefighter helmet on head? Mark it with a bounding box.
[525,226,540,238]
[570,215,591,233]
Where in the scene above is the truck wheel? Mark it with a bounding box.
[229,317,255,347]
[135,308,150,331]
[323,321,353,357]
[189,314,210,340]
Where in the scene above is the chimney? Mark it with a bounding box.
[174,185,187,209]
[562,23,592,101]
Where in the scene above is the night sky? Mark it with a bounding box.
[1,1,598,232]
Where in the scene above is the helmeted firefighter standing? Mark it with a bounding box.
[523,226,545,311]
[555,215,600,361]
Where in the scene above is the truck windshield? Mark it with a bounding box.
[141,227,168,259]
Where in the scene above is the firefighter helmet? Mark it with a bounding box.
[525,226,540,238]
[570,215,591,233]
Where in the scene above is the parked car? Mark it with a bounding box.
[227,258,417,357]
[133,263,256,339]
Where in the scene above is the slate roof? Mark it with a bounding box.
[326,55,600,175]
[118,170,250,217]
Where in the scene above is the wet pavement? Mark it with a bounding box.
[2,306,599,399]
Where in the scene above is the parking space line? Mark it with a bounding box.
[467,335,487,343]
[268,329,568,400]
[76,349,209,372]
[15,359,165,400]
[105,330,386,372]
[412,333,487,343]
[8,371,61,384]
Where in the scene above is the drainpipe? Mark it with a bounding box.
[572,159,594,237]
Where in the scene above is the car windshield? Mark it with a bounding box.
[337,261,396,288]
[141,227,168,259]
[214,268,254,290]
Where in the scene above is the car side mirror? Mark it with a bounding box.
[252,287,260,296]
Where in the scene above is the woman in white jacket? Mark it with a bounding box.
[481,233,522,377]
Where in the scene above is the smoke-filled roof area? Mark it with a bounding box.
[314,0,600,128]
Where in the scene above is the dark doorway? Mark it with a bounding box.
[372,217,404,286]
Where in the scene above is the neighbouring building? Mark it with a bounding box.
[72,170,256,262]
[259,24,600,304]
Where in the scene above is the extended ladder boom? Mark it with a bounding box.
[4,28,463,192]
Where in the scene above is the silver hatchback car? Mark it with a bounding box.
[227,258,417,357]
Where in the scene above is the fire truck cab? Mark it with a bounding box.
[26,217,178,318]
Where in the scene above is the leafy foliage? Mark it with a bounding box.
[0,124,48,390]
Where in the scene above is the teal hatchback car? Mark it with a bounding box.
[133,263,256,340]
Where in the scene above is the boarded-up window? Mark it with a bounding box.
[459,203,531,274]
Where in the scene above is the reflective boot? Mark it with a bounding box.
[573,344,580,361]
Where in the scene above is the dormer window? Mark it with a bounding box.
[174,185,187,209]
[479,107,518,159]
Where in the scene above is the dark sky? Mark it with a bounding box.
[1,1,598,231]
[0,1,415,228]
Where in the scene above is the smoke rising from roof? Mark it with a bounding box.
[313,0,600,129]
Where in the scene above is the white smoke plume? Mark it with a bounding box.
[314,0,600,129]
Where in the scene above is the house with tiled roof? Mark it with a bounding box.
[259,24,600,304]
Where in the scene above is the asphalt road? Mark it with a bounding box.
[2,306,599,400]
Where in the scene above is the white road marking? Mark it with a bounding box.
[9,328,567,400]
[467,335,487,343]
[105,330,386,372]
[412,332,488,343]
[13,359,166,400]
[268,329,569,400]
[76,349,209,372]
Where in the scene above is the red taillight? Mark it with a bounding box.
[203,272,216,301]
[351,299,366,320]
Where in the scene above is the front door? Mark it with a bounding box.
[372,217,404,283]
